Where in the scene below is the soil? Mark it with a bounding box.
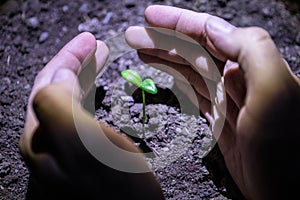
[0,0,299,200]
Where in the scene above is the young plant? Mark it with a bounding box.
[121,69,158,132]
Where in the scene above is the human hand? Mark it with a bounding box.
[20,32,164,200]
[125,5,300,199]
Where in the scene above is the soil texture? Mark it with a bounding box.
[0,0,299,199]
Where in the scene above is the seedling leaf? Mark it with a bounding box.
[140,78,158,94]
[121,69,142,87]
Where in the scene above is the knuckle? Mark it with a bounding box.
[246,27,271,43]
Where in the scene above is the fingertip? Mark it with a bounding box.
[144,5,159,16]
[144,5,178,26]
[144,5,157,19]
[95,40,109,72]
[125,26,139,34]
[96,40,109,58]
[77,32,96,43]
[125,26,155,50]
[67,32,97,64]
[125,26,141,48]
[145,5,171,16]
[125,26,141,36]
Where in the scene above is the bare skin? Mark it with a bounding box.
[20,5,300,200]
[20,32,164,200]
[125,5,300,200]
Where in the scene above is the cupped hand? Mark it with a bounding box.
[20,32,164,200]
[125,5,300,200]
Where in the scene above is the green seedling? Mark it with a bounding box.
[121,69,158,132]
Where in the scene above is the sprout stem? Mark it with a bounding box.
[142,89,146,132]
[121,69,157,136]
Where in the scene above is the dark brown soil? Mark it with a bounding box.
[0,0,299,199]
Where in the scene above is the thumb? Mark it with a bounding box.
[28,69,84,163]
[20,71,84,197]
[19,68,82,163]
[30,78,164,199]
[32,67,81,149]
[205,16,299,121]
[31,71,150,172]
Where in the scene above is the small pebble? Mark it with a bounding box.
[78,18,101,33]
[223,12,234,20]
[262,7,272,17]
[102,12,113,24]
[26,17,39,28]
[162,147,169,152]
[120,95,133,102]
[24,84,31,90]
[39,32,49,43]
[175,127,182,134]
[171,179,177,186]
[62,5,69,12]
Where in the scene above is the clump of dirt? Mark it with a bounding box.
[0,0,299,199]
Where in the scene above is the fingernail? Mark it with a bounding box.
[206,16,236,36]
[51,68,75,83]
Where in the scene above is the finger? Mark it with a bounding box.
[138,48,226,75]
[126,26,222,81]
[31,32,97,102]
[20,68,80,163]
[21,33,108,160]
[144,5,237,61]
[20,69,82,183]
[138,52,240,126]
[224,91,240,129]
[140,54,211,118]
[207,79,239,132]
[205,16,299,120]
[27,82,164,199]
[138,48,190,66]
[31,81,142,155]
[223,60,246,108]
[23,32,96,136]
[145,5,210,45]
[139,51,240,130]
[138,52,211,100]
[204,103,236,153]
[78,40,109,96]
[138,51,213,122]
